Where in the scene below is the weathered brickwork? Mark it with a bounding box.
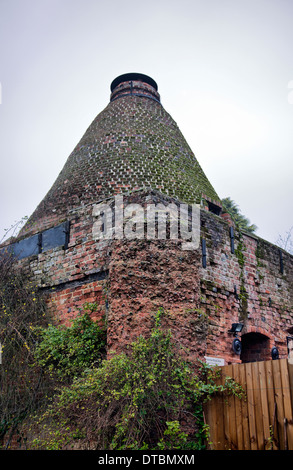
[19,75,221,238]
[199,210,293,363]
[2,74,293,366]
[107,237,204,362]
[46,278,107,326]
[5,190,293,365]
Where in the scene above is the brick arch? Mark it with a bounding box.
[287,326,293,335]
[240,327,274,363]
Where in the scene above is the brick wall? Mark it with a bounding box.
[4,190,293,365]
[18,92,221,239]
[199,210,293,363]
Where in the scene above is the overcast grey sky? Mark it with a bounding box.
[0,0,293,246]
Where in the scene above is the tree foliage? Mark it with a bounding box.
[0,255,106,449]
[222,197,257,233]
[0,253,51,447]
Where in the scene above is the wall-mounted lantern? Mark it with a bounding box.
[287,336,293,359]
[271,346,279,360]
[228,323,244,355]
[228,323,244,336]
[232,338,242,355]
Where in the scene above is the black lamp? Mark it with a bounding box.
[228,323,244,336]
[232,338,242,355]
[229,323,244,355]
[271,346,279,360]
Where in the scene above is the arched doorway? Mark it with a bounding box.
[240,332,270,363]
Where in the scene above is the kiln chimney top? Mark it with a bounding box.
[19,73,222,237]
[110,73,160,103]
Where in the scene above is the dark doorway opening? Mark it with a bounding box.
[240,332,270,363]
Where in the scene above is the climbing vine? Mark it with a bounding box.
[0,255,245,450]
[0,253,51,447]
[235,233,248,318]
[28,309,245,450]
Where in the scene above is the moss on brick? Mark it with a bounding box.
[21,95,220,237]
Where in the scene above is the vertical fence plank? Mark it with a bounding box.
[288,360,293,406]
[288,360,293,450]
[272,359,285,449]
[279,359,293,450]
[245,362,258,449]
[265,360,278,449]
[205,359,293,450]
[258,360,271,449]
[204,371,225,450]
[204,392,217,449]
[239,362,250,450]
[252,361,265,449]
[204,365,225,450]
[215,366,226,450]
[228,364,237,450]
[233,363,243,450]
[222,364,234,449]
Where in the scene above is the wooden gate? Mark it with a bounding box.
[204,358,293,450]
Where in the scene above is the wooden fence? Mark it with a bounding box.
[204,358,293,450]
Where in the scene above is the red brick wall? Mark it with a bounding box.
[107,238,204,362]
[199,210,293,363]
[46,279,107,325]
[5,191,293,366]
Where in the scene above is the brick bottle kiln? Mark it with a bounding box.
[2,73,293,365]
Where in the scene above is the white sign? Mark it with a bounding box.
[204,356,225,367]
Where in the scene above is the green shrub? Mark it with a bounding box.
[34,306,106,378]
[156,421,189,450]
[29,311,244,450]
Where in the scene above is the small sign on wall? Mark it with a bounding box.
[204,356,225,367]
